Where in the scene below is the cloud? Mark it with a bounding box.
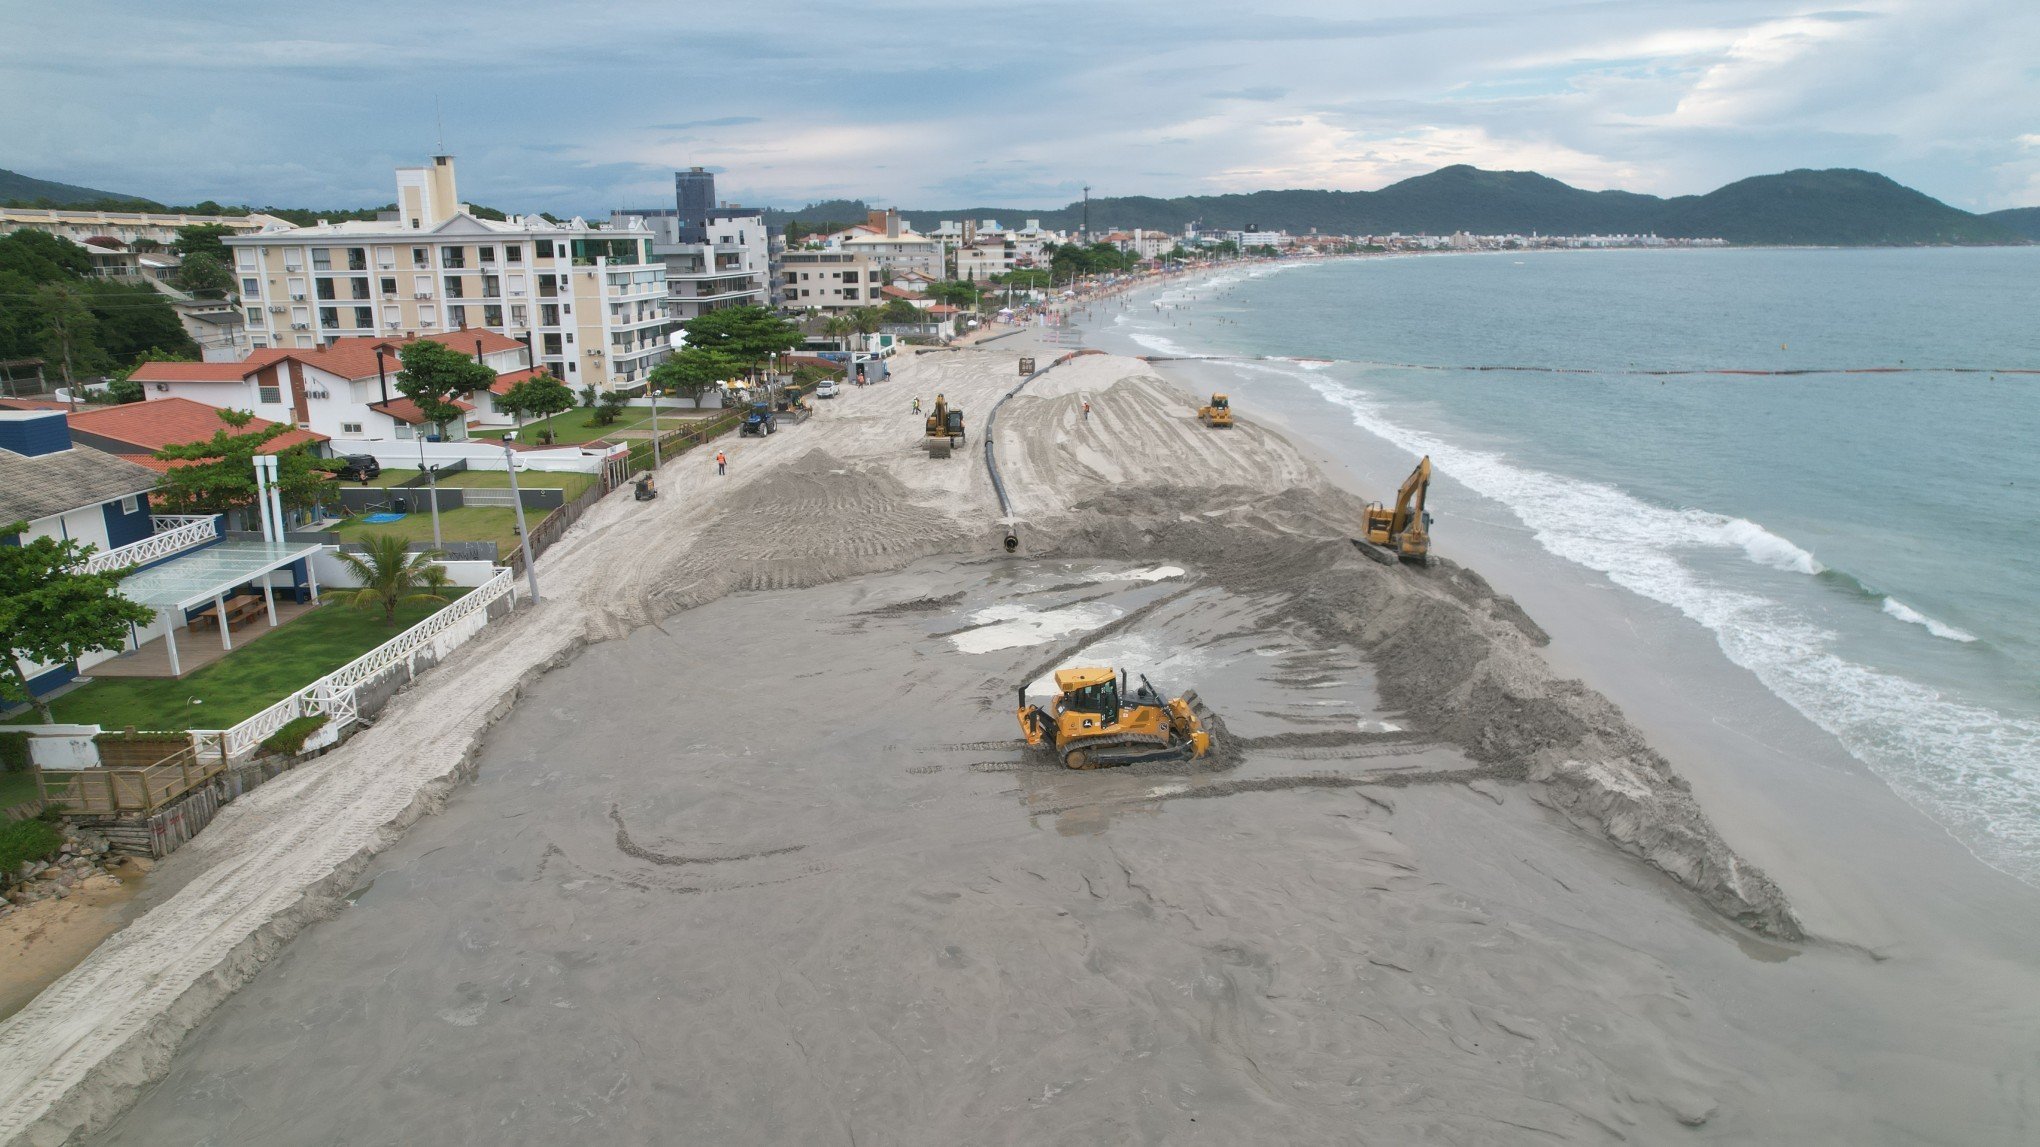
[0,0,2034,213]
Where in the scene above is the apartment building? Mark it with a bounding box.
[0,206,282,247]
[834,209,945,281]
[222,155,670,392]
[612,168,773,322]
[781,250,885,311]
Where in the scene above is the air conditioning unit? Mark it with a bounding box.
[154,382,169,392]
[413,292,431,299]
[290,293,306,301]
[386,317,402,327]
[268,305,285,313]
[291,322,311,330]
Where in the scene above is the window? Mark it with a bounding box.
[380,276,397,296]
[540,303,560,326]
[311,249,332,270]
[534,239,554,258]
[505,245,523,263]
[843,289,860,300]
[347,248,367,271]
[354,306,374,328]
[842,271,859,283]
[441,247,466,269]
[448,305,466,327]
[246,307,262,325]
[542,333,563,355]
[510,305,526,325]
[412,274,433,297]
[446,278,465,298]
[566,360,576,374]
[350,278,370,300]
[318,307,339,327]
[411,247,429,268]
[259,384,282,404]
[118,495,140,515]
[479,246,497,263]
[484,305,503,327]
[241,277,259,295]
[236,250,257,271]
[375,246,395,269]
[341,421,363,435]
[482,275,500,298]
[420,304,438,326]
[315,278,336,300]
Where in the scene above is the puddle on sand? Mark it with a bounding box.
[949,602,1124,654]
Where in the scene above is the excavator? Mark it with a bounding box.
[1017,666,1215,769]
[923,392,966,458]
[1354,455,1433,566]
[1197,393,1234,428]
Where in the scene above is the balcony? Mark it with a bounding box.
[78,516,220,575]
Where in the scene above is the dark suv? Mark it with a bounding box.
[335,454,382,482]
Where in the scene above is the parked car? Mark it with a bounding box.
[815,379,840,399]
[335,454,382,482]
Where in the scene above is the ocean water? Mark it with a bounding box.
[1093,248,2040,885]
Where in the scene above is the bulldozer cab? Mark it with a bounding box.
[1054,667,1120,723]
[1210,394,1229,410]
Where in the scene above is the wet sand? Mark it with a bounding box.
[8,340,2038,1144]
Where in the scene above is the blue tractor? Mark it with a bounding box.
[740,401,777,437]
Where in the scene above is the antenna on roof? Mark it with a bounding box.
[435,96,445,153]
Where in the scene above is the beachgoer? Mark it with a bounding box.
[715,450,727,476]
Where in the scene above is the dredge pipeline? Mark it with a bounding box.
[982,350,1105,552]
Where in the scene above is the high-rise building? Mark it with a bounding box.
[674,167,718,244]
[615,168,773,321]
[224,155,671,392]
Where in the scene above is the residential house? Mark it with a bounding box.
[129,330,534,442]
[222,155,669,391]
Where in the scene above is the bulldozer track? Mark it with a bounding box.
[1059,731,1181,770]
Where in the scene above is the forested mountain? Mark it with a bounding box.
[1983,206,2040,241]
[0,167,132,207]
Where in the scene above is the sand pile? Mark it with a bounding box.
[1002,372,1800,938]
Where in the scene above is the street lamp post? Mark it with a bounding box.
[503,439,539,603]
[649,385,662,469]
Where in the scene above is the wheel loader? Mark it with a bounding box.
[1016,667,1215,769]
[1197,393,1233,427]
[923,392,966,458]
[1354,455,1432,565]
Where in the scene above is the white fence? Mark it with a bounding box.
[325,437,608,474]
[190,567,516,761]
[78,515,218,574]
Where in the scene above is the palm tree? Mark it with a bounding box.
[331,535,452,625]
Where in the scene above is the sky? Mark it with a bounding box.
[5,0,2038,216]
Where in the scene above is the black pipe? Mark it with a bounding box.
[374,347,389,404]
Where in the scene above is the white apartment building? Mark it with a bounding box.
[223,155,670,392]
[0,206,284,247]
[612,169,773,322]
[956,238,1017,282]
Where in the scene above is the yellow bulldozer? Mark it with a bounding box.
[1017,667,1215,769]
[1197,393,1233,427]
[923,392,966,458]
[1354,455,1433,565]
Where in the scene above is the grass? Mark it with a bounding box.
[0,817,63,875]
[472,405,714,446]
[3,595,463,733]
[0,770,39,814]
[360,468,597,501]
[331,505,531,557]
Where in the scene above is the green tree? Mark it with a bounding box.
[924,280,982,309]
[849,308,883,335]
[500,372,575,442]
[172,251,235,299]
[395,339,494,437]
[878,298,922,324]
[329,536,451,626]
[0,523,158,723]
[171,223,235,266]
[152,421,331,518]
[591,390,629,426]
[37,282,105,385]
[681,305,800,373]
[648,345,740,407]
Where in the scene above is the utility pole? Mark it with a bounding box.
[503,440,539,603]
[1081,185,1090,243]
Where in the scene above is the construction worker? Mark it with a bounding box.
[913,397,922,415]
[1083,399,1091,421]
[715,449,727,477]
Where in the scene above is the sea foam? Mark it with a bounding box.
[1303,373,2040,885]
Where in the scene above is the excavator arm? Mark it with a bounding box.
[1390,456,1432,534]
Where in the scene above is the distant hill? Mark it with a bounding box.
[1984,206,2040,241]
[771,166,2027,247]
[0,167,133,207]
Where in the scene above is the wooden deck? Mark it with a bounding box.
[89,599,321,679]
[39,743,229,815]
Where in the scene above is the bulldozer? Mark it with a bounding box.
[923,392,966,458]
[1197,393,1234,428]
[1016,667,1215,769]
[1354,455,1433,565]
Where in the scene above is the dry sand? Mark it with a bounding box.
[2,343,2035,1144]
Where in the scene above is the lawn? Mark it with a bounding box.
[471,405,715,446]
[331,505,530,557]
[4,594,465,733]
[361,468,597,501]
[0,769,39,813]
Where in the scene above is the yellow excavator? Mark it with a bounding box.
[1017,667,1214,769]
[1355,455,1433,565]
[1197,393,1233,427]
[923,392,966,458]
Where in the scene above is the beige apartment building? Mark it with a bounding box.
[0,206,283,247]
[781,249,887,312]
[222,156,671,392]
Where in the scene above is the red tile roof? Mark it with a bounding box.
[67,397,327,461]
[370,396,476,425]
[486,367,539,396]
[0,397,79,412]
[927,304,961,315]
[137,331,530,386]
[880,285,923,300]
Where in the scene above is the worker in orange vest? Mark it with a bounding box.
[715,450,727,476]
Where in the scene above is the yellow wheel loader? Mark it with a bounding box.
[1016,667,1215,769]
[1355,455,1433,565]
[923,392,966,458]
[1197,393,1234,427]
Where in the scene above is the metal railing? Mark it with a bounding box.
[79,516,219,574]
[190,568,516,761]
